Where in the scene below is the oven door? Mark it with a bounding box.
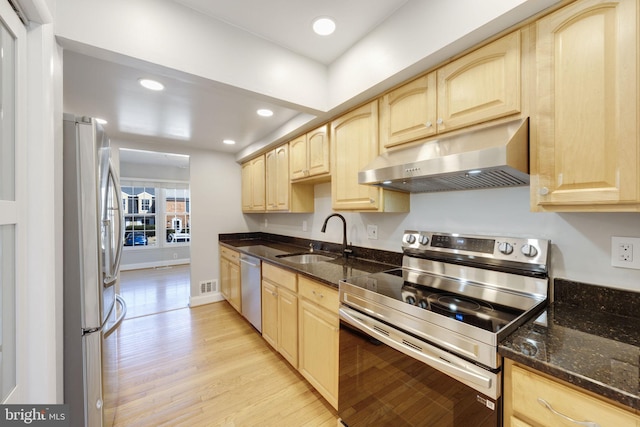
[339,306,501,427]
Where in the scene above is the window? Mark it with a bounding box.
[120,182,190,248]
[165,188,190,243]
[121,186,156,247]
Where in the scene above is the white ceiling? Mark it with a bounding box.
[173,0,409,64]
[62,0,408,159]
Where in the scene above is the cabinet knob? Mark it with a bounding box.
[436,118,444,125]
[369,198,375,204]
[425,121,432,128]
[539,187,549,196]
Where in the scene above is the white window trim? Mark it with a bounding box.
[120,180,191,250]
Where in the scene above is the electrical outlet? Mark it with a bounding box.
[367,224,378,240]
[611,237,640,269]
[619,244,632,262]
[302,220,308,232]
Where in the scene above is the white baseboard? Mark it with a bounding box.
[120,259,190,271]
[190,292,225,307]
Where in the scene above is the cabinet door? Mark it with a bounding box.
[274,145,289,209]
[261,280,278,349]
[437,31,521,133]
[219,257,230,300]
[379,73,437,150]
[289,135,308,180]
[228,261,241,313]
[241,162,253,212]
[298,298,339,409]
[307,125,330,177]
[510,364,640,427]
[331,101,381,210]
[278,287,298,368]
[251,156,266,211]
[265,149,277,210]
[534,0,638,209]
[266,145,290,211]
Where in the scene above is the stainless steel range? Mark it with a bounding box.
[338,230,549,427]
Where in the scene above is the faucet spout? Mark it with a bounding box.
[320,213,352,258]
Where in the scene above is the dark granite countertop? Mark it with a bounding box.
[499,279,640,412]
[219,232,401,288]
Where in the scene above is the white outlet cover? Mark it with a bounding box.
[367,224,378,240]
[611,236,640,269]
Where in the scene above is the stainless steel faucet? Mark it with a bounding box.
[321,213,352,258]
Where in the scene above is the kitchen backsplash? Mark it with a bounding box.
[554,278,640,319]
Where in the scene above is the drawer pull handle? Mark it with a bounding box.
[312,290,324,298]
[537,398,601,427]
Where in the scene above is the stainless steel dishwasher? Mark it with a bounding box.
[239,253,262,332]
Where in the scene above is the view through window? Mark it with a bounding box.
[121,184,190,247]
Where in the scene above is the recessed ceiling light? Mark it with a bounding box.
[223,139,236,145]
[95,118,108,125]
[139,78,165,91]
[313,17,336,36]
[257,109,273,117]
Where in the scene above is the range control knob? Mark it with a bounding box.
[405,234,417,244]
[498,242,514,255]
[521,244,539,258]
[405,295,416,305]
[418,300,429,309]
[418,235,430,246]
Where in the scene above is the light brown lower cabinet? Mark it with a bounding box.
[260,263,340,410]
[219,245,241,313]
[504,359,640,427]
[261,263,298,367]
[297,276,339,410]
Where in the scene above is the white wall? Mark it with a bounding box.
[327,0,560,109]
[110,139,250,304]
[250,183,640,293]
[54,0,329,111]
[189,149,249,304]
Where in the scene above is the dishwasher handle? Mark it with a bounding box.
[239,258,259,268]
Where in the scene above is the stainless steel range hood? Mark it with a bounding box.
[359,118,530,193]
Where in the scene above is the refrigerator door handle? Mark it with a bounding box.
[103,160,124,286]
[103,295,127,339]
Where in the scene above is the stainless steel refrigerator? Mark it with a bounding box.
[63,114,126,427]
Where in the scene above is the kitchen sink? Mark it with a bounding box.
[276,253,337,264]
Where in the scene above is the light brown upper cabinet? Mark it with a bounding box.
[265,143,314,213]
[331,101,409,211]
[379,73,437,150]
[241,155,265,212]
[532,0,639,211]
[289,124,330,182]
[437,30,521,133]
[379,31,522,151]
[266,144,290,211]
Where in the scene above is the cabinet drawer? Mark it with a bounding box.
[220,246,240,264]
[298,276,338,313]
[262,263,297,292]
[511,365,639,427]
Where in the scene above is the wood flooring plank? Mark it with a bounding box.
[112,300,338,426]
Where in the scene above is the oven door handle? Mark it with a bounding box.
[340,306,496,396]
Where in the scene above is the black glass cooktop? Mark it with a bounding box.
[344,268,526,333]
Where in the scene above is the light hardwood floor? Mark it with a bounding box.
[113,273,338,426]
[119,265,191,319]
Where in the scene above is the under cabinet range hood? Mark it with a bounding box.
[359,118,530,193]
